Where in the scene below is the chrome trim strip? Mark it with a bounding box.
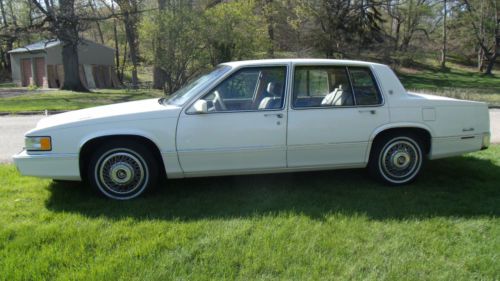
[288,64,386,111]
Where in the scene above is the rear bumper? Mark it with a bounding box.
[430,134,484,160]
[481,132,490,150]
[13,150,81,181]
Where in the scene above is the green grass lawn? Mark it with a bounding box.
[0,89,164,114]
[1,146,499,280]
[0,82,16,88]
[398,64,500,106]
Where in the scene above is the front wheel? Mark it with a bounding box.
[369,134,424,185]
[88,141,158,200]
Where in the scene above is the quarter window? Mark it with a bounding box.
[293,66,354,108]
[199,66,286,112]
[348,67,382,106]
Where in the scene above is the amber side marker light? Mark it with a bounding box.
[25,136,52,151]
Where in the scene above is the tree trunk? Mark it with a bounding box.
[153,0,167,90]
[153,66,167,89]
[121,37,127,82]
[264,0,275,58]
[5,38,13,69]
[0,0,7,26]
[57,0,88,91]
[485,0,499,75]
[267,18,275,58]
[484,54,497,75]
[440,0,447,68]
[123,11,139,88]
[0,0,10,69]
[110,1,121,82]
[88,0,104,44]
[0,46,5,69]
[478,47,484,71]
[394,20,401,51]
[61,41,88,91]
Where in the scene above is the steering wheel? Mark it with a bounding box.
[213,90,228,111]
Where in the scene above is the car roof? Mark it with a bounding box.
[220,59,384,68]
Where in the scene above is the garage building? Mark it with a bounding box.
[9,39,120,89]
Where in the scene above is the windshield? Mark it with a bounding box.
[164,66,231,106]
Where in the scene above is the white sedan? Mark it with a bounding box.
[13,59,491,200]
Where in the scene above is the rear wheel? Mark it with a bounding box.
[87,140,158,200]
[369,133,424,185]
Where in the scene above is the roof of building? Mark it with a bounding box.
[8,39,114,54]
[8,39,60,54]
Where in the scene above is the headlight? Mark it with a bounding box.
[25,136,52,151]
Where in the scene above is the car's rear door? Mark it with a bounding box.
[176,65,289,175]
[286,65,389,168]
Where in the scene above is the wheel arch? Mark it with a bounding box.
[367,124,433,162]
[79,134,166,182]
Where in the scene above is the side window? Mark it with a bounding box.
[293,66,354,108]
[348,68,382,106]
[200,66,286,112]
[219,71,259,99]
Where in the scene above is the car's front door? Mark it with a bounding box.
[176,66,288,175]
[287,65,390,168]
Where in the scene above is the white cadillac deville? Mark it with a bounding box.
[14,59,491,200]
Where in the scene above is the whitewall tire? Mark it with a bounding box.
[88,140,158,200]
[369,134,424,185]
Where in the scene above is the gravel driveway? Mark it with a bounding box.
[1,110,499,163]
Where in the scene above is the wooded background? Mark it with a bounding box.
[0,0,498,92]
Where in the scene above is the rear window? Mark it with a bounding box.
[348,67,382,106]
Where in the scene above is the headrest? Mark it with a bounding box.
[267,82,283,96]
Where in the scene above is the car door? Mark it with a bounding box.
[176,66,289,175]
[287,65,389,168]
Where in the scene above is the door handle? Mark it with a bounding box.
[359,109,376,115]
[264,113,283,118]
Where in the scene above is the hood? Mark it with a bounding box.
[34,98,181,131]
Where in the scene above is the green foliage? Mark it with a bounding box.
[139,0,267,92]
[1,146,500,280]
[202,0,267,65]
[141,5,208,93]
[27,84,39,91]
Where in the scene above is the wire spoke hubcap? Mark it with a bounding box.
[381,140,419,180]
[98,151,146,194]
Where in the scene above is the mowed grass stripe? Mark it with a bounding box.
[0,146,499,280]
[0,89,163,113]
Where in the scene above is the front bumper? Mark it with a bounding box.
[13,150,81,181]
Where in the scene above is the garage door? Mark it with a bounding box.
[21,59,32,87]
[34,57,46,87]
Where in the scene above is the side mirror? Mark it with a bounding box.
[192,99,208,114]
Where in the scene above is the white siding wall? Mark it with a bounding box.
[46,42,114,66]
